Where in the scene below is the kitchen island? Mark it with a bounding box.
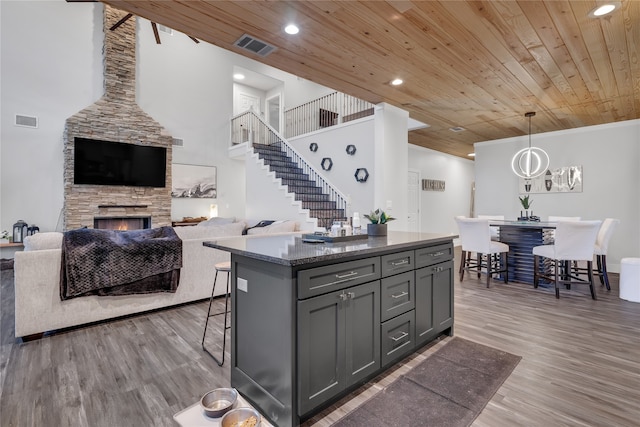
[204,231,456,427]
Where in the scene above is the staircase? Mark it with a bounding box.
[252,142,346,229]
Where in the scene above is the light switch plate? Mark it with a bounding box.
[238,277,248,292]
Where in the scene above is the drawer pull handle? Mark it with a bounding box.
[391,259,409,267]
[433,266,444,272]
[390,331,409,342]
[391,291,409,299]
[429,252,445,257]
[335,271,358,280]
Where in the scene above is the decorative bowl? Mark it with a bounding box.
[200,388,238,418]
[220,407,261,427]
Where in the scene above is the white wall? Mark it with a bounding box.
[1,1,101,235]
[408,145,476,236]
[375,103,409,231]
[288,117,375,217]
[475,119,640,272]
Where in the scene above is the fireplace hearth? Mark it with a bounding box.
[94,217,151,231]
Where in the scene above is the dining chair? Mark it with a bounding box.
[533,220,601,299]
[545,216,581,244]
[592,218,620,290]
[455,217,509,287]
[477,214,504,241]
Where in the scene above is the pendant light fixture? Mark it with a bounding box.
[511,112,549,179]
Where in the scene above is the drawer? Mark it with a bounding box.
[381,310,415,367]
[298,257,381,299]
[415,242,454,268]
[380,250,414,278]
[380,271,415,322]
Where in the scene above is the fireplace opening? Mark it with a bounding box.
[94,216,151,231]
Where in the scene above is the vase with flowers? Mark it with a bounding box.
[364,208,395,236]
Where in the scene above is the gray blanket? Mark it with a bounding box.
[60,226,183,300]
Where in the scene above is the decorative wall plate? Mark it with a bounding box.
[309,142,318,152]
[321,157,333,171]
[346,144,356,155]
[355,168,369,182]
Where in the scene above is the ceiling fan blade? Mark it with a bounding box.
[151,22,161,44]
[109,13,133,31]
[188,36,200,44]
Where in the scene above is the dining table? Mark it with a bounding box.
[488,220,557,285]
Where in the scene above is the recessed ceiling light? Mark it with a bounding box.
[233,73,245,80]
[588,2,620,18]
[467,153,476,157]
[391,78,403,86]
[284,24,299,35]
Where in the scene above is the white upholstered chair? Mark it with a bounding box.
[545,216,581,243]
[533,220,601,299]
[477,214,504,241]
[455,217,509,287]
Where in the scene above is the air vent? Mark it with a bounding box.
[158,24,173,35]
[449,126,466,132]
[172,138,184,147]
[15,114,38,128]
[234,34,277,57]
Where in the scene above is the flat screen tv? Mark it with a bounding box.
[74,137,167,188]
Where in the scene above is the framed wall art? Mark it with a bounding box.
[171,164,217,198]
[519,165,582,194]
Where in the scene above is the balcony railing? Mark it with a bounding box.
[284,92,374,139]
[231,109,348,217]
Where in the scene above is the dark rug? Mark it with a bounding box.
[332,337,521,427]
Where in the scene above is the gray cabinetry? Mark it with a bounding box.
[209,232,455,427]
[298,277,380,416]
[415,259,454,347]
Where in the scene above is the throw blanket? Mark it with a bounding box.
[60,226,182,300]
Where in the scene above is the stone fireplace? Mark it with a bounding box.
[63,5,172,231]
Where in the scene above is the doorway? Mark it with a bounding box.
[266,94,281,133]
[407,170,420,232]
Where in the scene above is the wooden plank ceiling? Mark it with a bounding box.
[102,0,639,159]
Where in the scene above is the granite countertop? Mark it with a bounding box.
[203,231,456,267]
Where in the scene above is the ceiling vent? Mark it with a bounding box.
[172,137,184,147]
[15,114,38,128]
[234,34,277,57]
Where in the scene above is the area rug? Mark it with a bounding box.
[332,337,521,427]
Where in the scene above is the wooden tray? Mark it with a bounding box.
[302,233,369,243]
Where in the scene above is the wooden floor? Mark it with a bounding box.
[1,248,639,427]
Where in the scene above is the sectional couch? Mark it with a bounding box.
[13,219,300,338]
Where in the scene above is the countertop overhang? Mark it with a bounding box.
[203,231,457,267]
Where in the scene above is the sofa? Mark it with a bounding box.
[14,219,301,338]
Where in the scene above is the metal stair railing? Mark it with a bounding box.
[284,91,374,139]
[232,109,348,216]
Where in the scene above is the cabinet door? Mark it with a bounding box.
[415,260,454,347]
[298,289,346,416]
[345,280,380,387]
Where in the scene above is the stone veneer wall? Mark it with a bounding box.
[63,5,173,231]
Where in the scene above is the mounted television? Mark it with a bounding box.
[74,137,167,187]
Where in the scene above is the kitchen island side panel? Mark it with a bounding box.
[231,256,297,427]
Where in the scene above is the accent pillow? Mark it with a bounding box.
[246,220,298,235]
[23,232,64,251]
[197,217,236,227]
[173,222,245,240]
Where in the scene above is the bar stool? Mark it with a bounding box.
[202,260,231,366]
[593,218,620,291]
[533,220,601,299]
[477,214,504,241]
[455,217,509,287]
